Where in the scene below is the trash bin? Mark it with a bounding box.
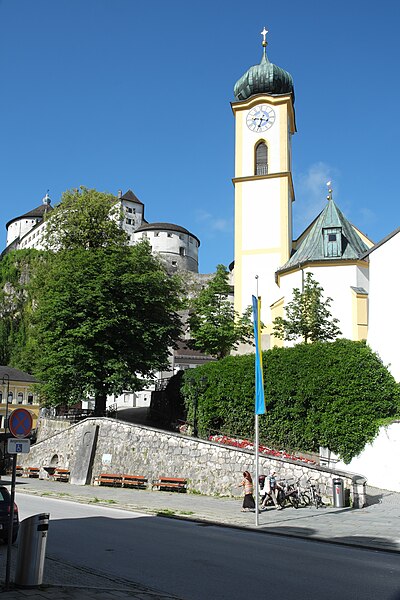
[14,513,50,588]
[332,477,344,508]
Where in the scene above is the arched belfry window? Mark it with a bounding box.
[255,142,268,176]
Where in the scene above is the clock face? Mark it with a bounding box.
[246,105,276,132]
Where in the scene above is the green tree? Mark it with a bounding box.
[187,264,254,359]
[30,241,182,415]
[0,249,44,369]
[273,272,341,343]
[45,186,127,250]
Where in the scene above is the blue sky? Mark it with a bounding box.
[1,0,399,273]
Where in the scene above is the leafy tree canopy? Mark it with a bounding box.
[187,264,254,359]
[30,241,182,414]
[180,339,400,462]
[0,249,44,369]
[273,272,341,343]
[45,186,127,250]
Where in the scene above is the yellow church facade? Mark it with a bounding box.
[231,31,398,375]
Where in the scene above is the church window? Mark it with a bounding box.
[17,392,23,404]
[27,393,34,405]
[255,142,268,176]
[323,227,342,257]
[7,392,13,403]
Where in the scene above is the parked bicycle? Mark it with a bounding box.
[305,478,324,508]
[280,478,310,509]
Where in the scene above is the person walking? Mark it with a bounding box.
[239,470,256,512]
[261,470,283,510]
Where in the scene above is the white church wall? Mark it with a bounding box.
[367,231,400,380]
[279,265,361,341]
[305,265,358,339]
[334,421,400,492]
[241,179,281,249]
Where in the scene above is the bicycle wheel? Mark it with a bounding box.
[300,492,311,507]
[289,494,300,509]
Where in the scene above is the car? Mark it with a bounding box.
[0,486,19,543]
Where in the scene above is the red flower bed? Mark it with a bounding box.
[209,435,316,465]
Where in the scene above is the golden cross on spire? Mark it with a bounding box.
[261,27,268,47]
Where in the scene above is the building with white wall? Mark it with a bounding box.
[231,31,400,381]
[4,189,200,274]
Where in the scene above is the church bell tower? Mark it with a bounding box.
[232,28,296,347]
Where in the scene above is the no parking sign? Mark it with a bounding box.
[8,408,33,439]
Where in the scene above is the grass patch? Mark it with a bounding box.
[156,509,176,516]
[179,510,194,515]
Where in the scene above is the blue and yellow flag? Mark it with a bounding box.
[252,295,265,415]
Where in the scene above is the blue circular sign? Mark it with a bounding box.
[8,408,33,439]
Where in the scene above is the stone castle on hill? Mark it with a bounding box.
[4,189,200,276]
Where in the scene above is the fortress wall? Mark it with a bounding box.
[18,417,363,504]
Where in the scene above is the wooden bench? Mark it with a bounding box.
[53,468,70,482]
[152,477,188,493]
[94,473,123,487]
[27,467,40,478]
[122,475,147,489]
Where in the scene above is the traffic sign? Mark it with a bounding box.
[8,408,33,439]
[7,438,30,454]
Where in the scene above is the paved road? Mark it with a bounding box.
[9,494,400,600]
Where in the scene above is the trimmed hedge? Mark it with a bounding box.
[181,340,400,463]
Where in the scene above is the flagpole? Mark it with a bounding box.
[255,275,260,527]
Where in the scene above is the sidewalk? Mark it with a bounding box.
[0,477,399,598]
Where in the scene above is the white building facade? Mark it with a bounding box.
[4,189,200,275]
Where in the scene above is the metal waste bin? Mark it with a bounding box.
[15,513,50,587]
[332,478,344,508]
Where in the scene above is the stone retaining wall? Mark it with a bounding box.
[19,417,366,506]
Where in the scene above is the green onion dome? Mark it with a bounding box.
[234,45,294,102]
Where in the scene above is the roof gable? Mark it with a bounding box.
[121,190,144,205]
[280,200,370,272]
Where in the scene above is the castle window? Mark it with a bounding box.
[323,227,342,257]
[255,142,268,176]
[154,232,159,237]
[126,218,132,225]
[167,233,172,238]
[179,247,185,256]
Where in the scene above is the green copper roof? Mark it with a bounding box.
[234,48,294,102]
[278,199,369,273]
